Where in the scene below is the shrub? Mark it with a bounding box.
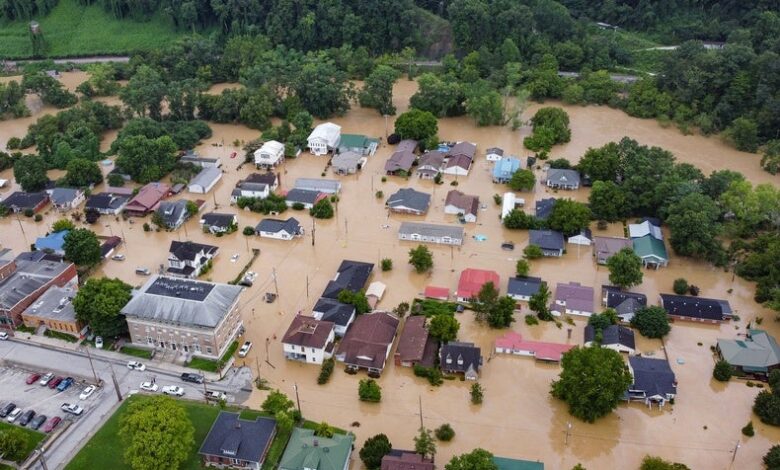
[381,258,393,271]
[470,382,484,404]
[142,222,151,232]
[242,226,255,236]
[688,285,700,296]
[33,214,42,222]
[713,359,733,382]
[381,176,387,183]
[375,191,384,199]
[524,315,539,326]
[764,445,780,469]
[673,278,688,295]
[317,358,335,385]
[523,245,543,259]
[358,379,382,402]
[413,364,443,386]
[434,423,455,441]
[292,202,305,210]
[493,194,502,205]
[741,421,754,437]
[23,208,34,217]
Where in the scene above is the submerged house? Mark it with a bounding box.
[167,241,218,278]
[528,230,564,257]
[601,286,647,322]
[386,188,431,215]
[456,268,500,302]
[494,331,573,363]
[584,324,636,354]
[331,150,365,175]
[416,151,444,180]
[124,182,170,216]
[394,315,438,368]
[48,188,84,211]
[444,190,479,223]
[199,411,276,470]
[1,191,49,214]
[282,315,335,364]
[254,140,285,168]
[716,329,780,378]
[626,356,676,408]
[188,166,222,194]
[593,237,632,265]
[545,169,580,190]
[440,341,482,380]
[384,149,416,176]
[492,157,522,184]
[659,294,732,323]
[307,122,341,156]
[338,133,378,156]
[632,235,669,268]
[552,282,594,317]
[397,222,464,246]
[335,312,399,375]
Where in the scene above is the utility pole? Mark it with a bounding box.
[36,447,49,470]
[564,422,572,445]
[311,219,316,246]
[83,346,99,384]
[418,395,424,429]
[294,383,301,414]
[731,440,741,465]
[183,221,189,238]
[306,275,309,300]
[15,213,29,247]
[272,267,279,298]
[203,377,209,403]
[108,362,123,402]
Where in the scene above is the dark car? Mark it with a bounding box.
[0,403,16,418]
[57,377,74,392]
[180,373,204,384]
[42,416,61,433]
[25,373,41,385]
[48,377,63,389]
[18,410,35,426]
[29,414,47,430]
[501,241,515,251]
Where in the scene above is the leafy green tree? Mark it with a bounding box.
[770,369,780,394]
[523,244,543,259]
[470,382,484,404]
[673,278,689,295]
[394,109,438,141]
[261,390,295,415]
[120,65,166,120]
[551,346,633,422]
[589,181,628,222]
[428,314,459,343]
[413,427,436,460]
[116,135,178,183]
[630,306,671,339]
[464,82,503,126]
[337,289,371,314]
[409,73,464,117]
[761,140,780,175]
[547,199,591,236]
[639,456,691,470]
[754,389,780,426]
[524,107,570,151]
[516,259,530,277]
[310,198,334,219]
[435,423,455,441]
[359,65,401,115]
[577,143,621,182]
[52,218,75,232]
[290,54,353,118]
[562,83,584,104]
[712,360,733,382]
[381,258,393,271]
[408,245,433,273]
[359,379,382,402]
[359,434,392,470]
[13,155,48,192]
[445,449,497,470]
[508,169,535,191]
[120,396,194,470]
[81,63,120,96]
[666,193,722,260]
[274,410,294,433]
[764,445,780,469]
[741,421,754,437]
[529,282,552,321]
[64,158,103,188]
[587,309,618,335]
[725,117,759,152]
[314,421,334,438]
[606,248,643,289]
[472,282,498,322]
[487,297,516,328]
[73,277,132,337]
[701,170,745,199]
[0,427,27,462]
[63,229,102,266]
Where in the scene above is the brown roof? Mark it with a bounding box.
[593,236,632,260]
[445,154,472,170]
[243,173,277,186]
[446,142,476,159]
[336,312,399,370]
[445,190,479,216]
[125,182,170,212]
[282,315,335,349]
[382,451,435,470]
[396,316,433,364]
[418,151,444,168]
[385,150,416,173]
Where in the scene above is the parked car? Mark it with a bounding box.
[0,331,8,340]
[501,241,515,251]
[39,373,54,386]
[48,377,63,389]
[42,416,62,433]
[140,382,158,392]
[204,390,227,402]
[79,385,96,400]
[238,341,253,357]
[57,377,74,392]
[161,385,184,396]
[19,410,35,426]
[61,403,84,416]
[111,254,125,261]
[26,373,42,385]
[264,292,277,303]
[180,373,204,384]
[0,403,16,418]
[6,408,22,422]
[135,267,151,275]
[29,414,47,430]
[95,336,104,349]
[127,361,146,371]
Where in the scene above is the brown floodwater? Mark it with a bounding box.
[1,73,779,469]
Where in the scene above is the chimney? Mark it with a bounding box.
[313,439,319,447]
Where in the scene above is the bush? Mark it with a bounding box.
[713,359,733,382]
[413,365,443,386]
[434,423,455,441]
[317,358,335,385]
[358,379,382,402]
[765,445,780,469]
[630,306,671,338]
[524,315,539,326]
[142,222,151,232]
[23,208,34,217]
[292,202,305,210]
[673,278,688,295]
[243,226,255,236]
[741,421,754,437]
[688,285,700,296]
[33,214,42,222]
[470,382,484,404]
[381,258,393,271]
[310,198,334,219]
[523,245,543,259]
[493,194,502,205]
[375,191,384,199]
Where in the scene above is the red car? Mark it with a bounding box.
[230,151,237,159]
[48,377,63,389]
[42,416,61,433]
[26,373,41,385]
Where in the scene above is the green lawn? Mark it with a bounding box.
[187,340,239,373]
[0,422,45,463]
[411,298,459,317]
[44,330,79,342]
[0,0,187,59]
[118,345,153,359]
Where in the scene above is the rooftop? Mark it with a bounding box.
[398,222,464,240]
[529,230,564,250]
[294,178,341,194]
[445,190,479,216]
[0,253,74,311]
[660,293,730,321]
[322,260,374,299]
[717,329,780,370]
[555,282,594,312]
[256,217,302,234]
[199,411,276,464]
[629,356,676,398]
[440,341,482,374]
[282,315,335,349]
[313,298,355,327]
[584,324,636,350]
[396,316,436,366]
[495,331,573,362]
[382,450,435,470]
[457,268,500,300]
[22,285,77,322]
[387,188,431,213]
[336,312,399,370]
[279,428,353,470]
[507,276,543,297]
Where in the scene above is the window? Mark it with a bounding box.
[206,347,212,354]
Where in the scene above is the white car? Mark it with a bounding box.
[230,254,240,262]
[111,254,125,261]
[0,331,8,340]
[61,403,84,416]
[238,341,253,358]
[39,372,54,386]
[140,382,159,392]
[95,336,104,349]
[79,385,96,400]
[161,386,184,396]
[204,390,227,402]
[127,361,146,371]
[6,408,22,422]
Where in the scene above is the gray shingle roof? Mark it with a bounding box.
[285,189,322,205]
[546,169,580,186]
[201,213,236,228]
[398,222,464,240]
[199,411,276,464]
[717,329,780,370]
[629,356,676,397]
[256,217,302,235]
[507,276,542,297]
[313,298,356,327]
[534,198,556,220]
[387,188,431,213]
[529,230,564,250]
[294,178,341,194]
[49,188,81,205]
[584,325,635,349]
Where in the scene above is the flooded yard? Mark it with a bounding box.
[1,73,779,468]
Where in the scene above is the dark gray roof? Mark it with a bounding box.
[243,173,277,186]
[534,198,556,220]
[22,285,77,322]
[322,260,374,299]
[199,411,276,464]
[603,286,647,315]
[629,356,676,397]
[169,241,218,262]
[256,217,301,234]
[201,213,236,228]
[440,341,482,374]
[49,188,82,205]
[2,191,48,210]
[507,276,542,297]
[584,325,635,349]
[285,188,321,205]
[85,193,129,211]
[547,169,581,186]
[0,254,73,310]
[313,298,355,327]
[660,294,731,321]
[157,200,189,227]
[529,230,564,250]
[236,182,269,192]
[387,188,431,213]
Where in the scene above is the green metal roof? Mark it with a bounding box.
[717,329,780,370]
[493,456,544,470]
[339,134,377,149]
[632,235,668,260]
[279,428,353,470]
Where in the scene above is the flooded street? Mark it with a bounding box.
[1,73,779,468]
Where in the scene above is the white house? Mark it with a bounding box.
[485,147,504,162]
[254,140,285,168]
[166,241,218,278]
[48,188,85,211]
[230,182,270,203]
[584,325,636,354]
[567,228,593,246]
[501,192,524,220]
[442,155,472,176]
[255,217,303,240]
[307,122,341,156]
[188,166,222,194]
[282,315,336,365]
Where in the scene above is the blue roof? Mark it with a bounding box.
[35,230,69,253]
[492,157,522,179]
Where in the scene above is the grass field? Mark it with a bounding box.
[0,0,186,59]
[118,346,153,359]
[188,340,239,373]
[0,421,45,463]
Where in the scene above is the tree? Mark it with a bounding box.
[587,309,618,335]
[770,369,780,394]
[523,245,543,259]
[120,396,194,470]
[725,117,759,152]
[524,107,570,151]
[488,297,516,328]
[639,456,691,470]
[13,155,48,192]
[576,142,620,183]
[408,245,433,273]
[394,109,438,141]
[0,427,27,462]
[337,289,371,314]
[381,258,393,271]
[310,198,334,219]
[445,449,497,470]
[741,421,754,437]
[547,199,592,236]
[516,259,530,277]
[359,434,392,470]
[464,83,503,126]
[529,282,552,321]
[701,170,745,199]
[262,390,295,415]
[754,390,780,426]
[64,158,103,187]
[115,135,178,183]
[673,278,689,295]
[359,65,401,115]
[472,282,498,322]
[765,445,780,469]
[508,169,535,191]
[606,248,643,289]
[409,73,464,117]
[290,54,352,119]
[630,306,671,339]
[588,181,628,222]
[52,218,75,232]
[120,65,166,120]
[63,228,102,266]
[314,421,334,438]
[108,173,125,187]
[435,423,455,441]
[428,314,459,343]
[666,193,722,260]
[413,427,436,460]
[73,277,132,337]
[504,210,541,230]
[761,140,780,175]
[470,382,484,404]
[275,410,294,433]
[359,379,382,402]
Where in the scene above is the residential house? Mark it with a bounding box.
[507,276,543,302]
[552,282,594,317]
[35,231,69,255]
[100,236,122,259]
[601,286,647,322]
[156,200,192,230]
[659,293,732,323]
[180,154,222,168]
[171,183,186,195]
[386,188,431,215]
[396,139,418,153]
[321,260,374,300]
[122,276,244,359]
[626,356,676,407]
[124,182,170,216]
[501,192,525,221]
[242,173,279,191]
[312,298,355,337]
[440,341,482,380]
[567,228,593,246]
[232,182,271,203]
[584,325,636,354]
[382,451,435,470]
[442,154,472,176]
[338,133,378,156]
[0,250,78,330]
[545,169,580,190]
[394,315,438,368]
[278,428,353,470]
[494,331,573,363]
[632,235,669,268]
[282,315,336,364]
[716,329,780,378]
[283,189,325,210]
[188,166,222,194]
[485,147,504,162]
[444,190,479,223]
[493,456,544,470]
[47,188,84,211]
[593,237,632,265]
[307,122,341,156]
[199,411,276,470]
[446,141,477,161]
[528,230,565,257]
[200,213,238,234]
[629,220,663,240]
[255,217,303,241]
[1,191,49,214]
[21,285,82,336]
[384,150,416,175]
[398,222,464,246]
[534,198,556,221]
[423,286,449,301]
[365,281,386,310]
[254,140,285,168]
[335,311,399,375]
[294,178,341,195]
[331,151,365,175]
[457,268,500,302]
[416,151,444,180]
[84,192,129,215]
[492,157,522,184]
[167,241,219,278]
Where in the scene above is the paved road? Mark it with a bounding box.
[0,340,251,470]
[4,56,130,67]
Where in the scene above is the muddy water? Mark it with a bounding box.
[1,73,779,468]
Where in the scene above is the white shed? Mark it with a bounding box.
[254,140,285,168]
[307,122,341,156]
[187,166,222,194]
[501,192,524,220]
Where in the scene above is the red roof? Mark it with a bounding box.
[494,331,574,362]
[457,268,500,300]
[424,286,449,300]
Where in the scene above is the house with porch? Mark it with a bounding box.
[492,157,522,184]
[440,341,482,380]
[85,192,129,215]
[398,222,464,246]
[626,356,676,407]
[552,282,594,317]
[386,188,431,215]
[231,182,270,203]
[335,311,399,375]
[545,169,580,190]
[601,286,647,322]
[444,190,479,223]
[199,411,276,470]
[167,241,218,278]
[632,235,668,268]
[442,154,472,176]
[384,149,416,176]
[242,173,278,191]
[254,140,285,168]
[124,182,170,216]
[307,122,341,156]
[338,133,378,156]
[255,217,303,240]
[47,188,84,211]
[584,324,636,354]
[331,151,365,175]
[416,151,444,180]
[200,213,238,234]
[528,230,565,257]
[282,314,335,364]
[716,329,780,379]
[494,331,573,363]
